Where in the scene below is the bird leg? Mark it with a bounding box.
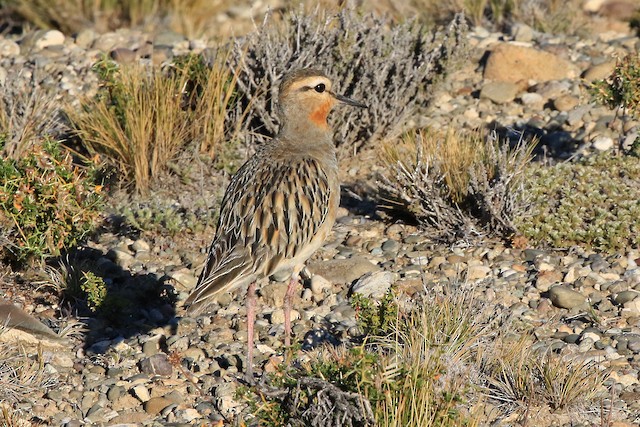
[284,275,298,348]
[245,281,257,382]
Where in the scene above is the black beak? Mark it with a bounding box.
[332,92,367,108]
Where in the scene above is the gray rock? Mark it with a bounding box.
[140,353,173,377]
[548,285,587,309]
[480,81,520,104]
[307,256,379,285]
[350,271,395,298]
[614,290,639,305]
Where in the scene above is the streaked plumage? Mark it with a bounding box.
[184,68,366,378]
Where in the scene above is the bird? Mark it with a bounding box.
[184,68,366,380]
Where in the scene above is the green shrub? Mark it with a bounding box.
[0,138,103,264]
[517,154,640,252]
[591,52,640,119]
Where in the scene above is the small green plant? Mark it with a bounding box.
[80,271,108,312]
[591,52,640,155]
[0,138,103,264]
[351,291,398,336]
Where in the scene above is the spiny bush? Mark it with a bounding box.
[226,7,468,153]
[69,52,242,193]
[591,52,640,119]
[378,128,535,242]
[0,75,60,160]
[516,153,640,252]
[0,138,103,264]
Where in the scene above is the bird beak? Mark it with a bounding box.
[332,92,367,108]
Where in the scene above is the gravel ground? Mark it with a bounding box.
[1,2,640,425]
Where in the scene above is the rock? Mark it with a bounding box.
[614,290,640,305]
[168,268,198,291]
[132,385,150,402]
[484,43,578,83]
[140,353,173,377]
[553,95,580,112]
[310,274,332,294]
[307,256,379,285]
[480,81,520,104]
[350,271,395,298]
[37,30,65,49]
[623,299,640,314]
[536,270,563,292]
[144,396,173,415]
[466,265,491,280]
[510,23,534,42]
[0,39,20,57]
[74,29,98,49]
[270,308,299,324]
[582,60,617,82]
[131,239,151,253]
[592,135,614,151]
[154,31,186,47]
[548,285,587,309]
[520,92,544,107]
[110,47,138,64]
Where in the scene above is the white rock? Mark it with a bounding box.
[270,308,299,324]
[37,30,65,49]
[350,271,395,298]
[592,135,614,151]
[132,385,150,402]
[310,274,332,295]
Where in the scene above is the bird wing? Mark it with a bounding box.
[184,156,331,313]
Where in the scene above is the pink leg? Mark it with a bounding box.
[246,282,256,381]
[284,275,298,348]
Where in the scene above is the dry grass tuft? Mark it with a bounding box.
[480,334,608,415]
[372,289,486,426]
[379,128,535,242]
[0,341,58,404]
[68,52,243,193]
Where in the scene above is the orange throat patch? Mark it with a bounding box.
[309,100,332,128]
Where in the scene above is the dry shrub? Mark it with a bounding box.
[378,128,534,242]
[0,341,58,404]
[0,76,60,160]
[226,6,468,153]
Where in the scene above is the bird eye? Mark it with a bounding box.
[314,83,326,93]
